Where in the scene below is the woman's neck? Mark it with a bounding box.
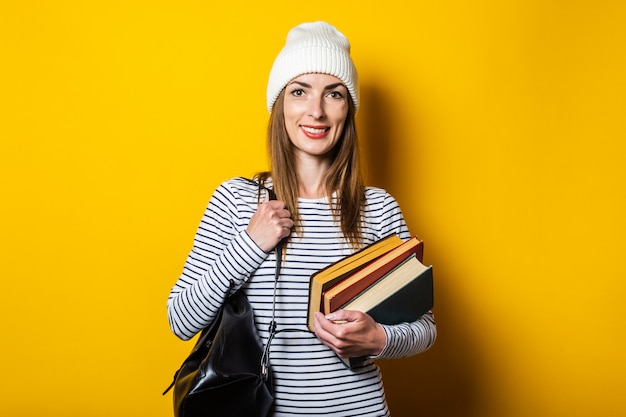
[298,183,325,199]
[296,157,331,199]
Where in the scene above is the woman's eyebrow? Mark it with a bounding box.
[287,81,346,90]
[324,82,346,90]
[288,81,311,88]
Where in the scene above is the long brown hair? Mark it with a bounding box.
[256,89,365,249]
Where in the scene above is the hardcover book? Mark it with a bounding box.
[306,234,404,332]
[322,237,424,315]
[307,236,433,368]
[339,254,434,324]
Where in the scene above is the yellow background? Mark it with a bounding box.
[1,1,625,416]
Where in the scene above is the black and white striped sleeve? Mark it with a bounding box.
[166,181,268,340]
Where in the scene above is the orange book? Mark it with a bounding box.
[322,237,423,315]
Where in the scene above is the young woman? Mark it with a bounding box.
[167,21,436,416]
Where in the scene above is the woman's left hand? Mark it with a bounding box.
[313,310,387,359]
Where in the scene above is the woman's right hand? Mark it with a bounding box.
[246,194,294,252]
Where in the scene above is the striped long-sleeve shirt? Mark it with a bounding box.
[167,177,436,416]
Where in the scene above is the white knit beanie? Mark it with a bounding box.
[266,21,359,113]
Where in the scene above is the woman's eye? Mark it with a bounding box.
[328,91,344,99]
[290,89,305,97]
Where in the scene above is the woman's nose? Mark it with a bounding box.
[308,96,325,119]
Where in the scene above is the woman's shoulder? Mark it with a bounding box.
[363,186,404,216]
[364,185,398,204]
[220,176,263,190]
[364,185,387,196]
[209,176,266,203]
[361,185,409,238]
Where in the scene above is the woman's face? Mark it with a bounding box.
[283,73,349,163]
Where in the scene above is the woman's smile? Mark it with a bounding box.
[301,125,330,139]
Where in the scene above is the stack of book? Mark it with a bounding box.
[307,235,434,333]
